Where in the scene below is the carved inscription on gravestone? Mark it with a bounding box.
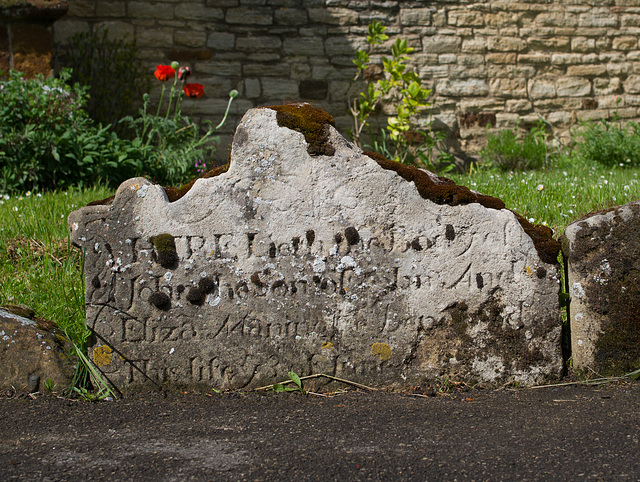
[69,106,562,392]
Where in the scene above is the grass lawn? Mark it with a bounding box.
[0,186,114,345]
[449,162,640,235]
[1,162,639,356]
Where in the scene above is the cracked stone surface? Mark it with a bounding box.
[68,106,562,393]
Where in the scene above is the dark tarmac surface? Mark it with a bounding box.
[1,382,639,481]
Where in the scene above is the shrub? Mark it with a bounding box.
[481,123,548,171]
[348,21,454,173]
[0,65,237,193]
[577,119,640,168]
[57,27,150,133]
[0,69,143,192]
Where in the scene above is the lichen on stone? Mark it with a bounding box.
[93,345,113,367]
[371,342,393,361]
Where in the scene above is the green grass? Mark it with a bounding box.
[449,162,640,235]
[0,186,114,344]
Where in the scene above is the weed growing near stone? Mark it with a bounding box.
[271,371,306,395]
[348,21,451,171]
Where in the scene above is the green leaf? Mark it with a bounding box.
[288,371,302,389]
[408,81,420,98]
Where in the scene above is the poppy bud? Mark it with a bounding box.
[229,89,239,99]
[170,61,179,70]
[178,66,191,81]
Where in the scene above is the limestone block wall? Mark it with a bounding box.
[53,0,640,154]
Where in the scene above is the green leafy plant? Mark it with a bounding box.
[57,27,150,133]
[481,121,549,172]
[120,61,238,186]
[577,117,640,168]
[0,64,237,193]
[349,21,452,171]
[0,69,146,193]
[271,371,306,394]
[43,378,56,393]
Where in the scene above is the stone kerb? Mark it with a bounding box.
[562,201,640,377]
[68,105,563,393]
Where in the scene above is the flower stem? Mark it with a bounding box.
[215,95,236,131]
[155,83,166,118]
[165,75,179,119]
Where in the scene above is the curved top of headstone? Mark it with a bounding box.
[68,104,563,390]
[87,103,559,264]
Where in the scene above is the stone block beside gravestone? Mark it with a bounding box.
[562,201,640,377]
[68,104,563,393]
[0,306,73,394]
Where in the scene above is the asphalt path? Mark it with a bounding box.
[1,382,639,480]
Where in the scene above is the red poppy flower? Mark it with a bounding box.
[154,65,175,81]
[183,83,205,98]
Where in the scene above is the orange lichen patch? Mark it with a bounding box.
[264,103,336,156]
[364,150,560,265]
[163,163,230,203]
[321,342,334,350]
[93,345,113,367]
[371,342,393,361]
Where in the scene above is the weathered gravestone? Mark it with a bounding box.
[562,201,640,377]
[69,104,562,393]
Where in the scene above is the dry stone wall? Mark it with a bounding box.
[54,0,640,153]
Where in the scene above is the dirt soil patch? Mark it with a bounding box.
[1,384,639,480]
